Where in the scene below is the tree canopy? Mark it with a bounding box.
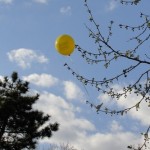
[0,72,59,150]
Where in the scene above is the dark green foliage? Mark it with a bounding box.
[0,72,59,150]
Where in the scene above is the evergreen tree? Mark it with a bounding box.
[0,72,59,150]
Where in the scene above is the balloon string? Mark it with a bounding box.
[68,56,92,102]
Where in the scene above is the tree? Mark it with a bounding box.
[0,72,59,150]
[64,0,150,149]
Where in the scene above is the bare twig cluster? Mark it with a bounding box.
[64,0,150,115]
[127,126,150,150]
[120,0,141,5]
[65,0,150,149]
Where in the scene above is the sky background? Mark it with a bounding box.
[0,0,150,150]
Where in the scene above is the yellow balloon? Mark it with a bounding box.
[55,34,75,56]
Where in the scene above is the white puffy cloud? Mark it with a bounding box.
[34,92,95,142]
[117,93,150,126]
[43,130,141,150]
[60,6,72,16]
[98,84,150,126]
[0,0,50,5]
[0,76,4,83]
[80,131,140,150]
[35,92,93,128]
[23,73,58,88]
[34,91,142,150]
[7,48,48,69]
[110,120,123,132]
[0,75,3,80]
[33,0,49,4]
[0,0,13,4]
[106,0,118,11]
[63,81,84,101]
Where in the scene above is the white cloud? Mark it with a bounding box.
[34,92,95,136]
[34,91,142,150]
[63,81,84,101]
[110,120,123,132]
[33,0,49,4]
[0,0,13,4]
[98,84,150,126]
[83,131,140,150]
[23,73,58,88]
[60,6,72,16]
[106,0,118,11]
[7,48,49,69]
[0,75,4,82]
[117,93,150,126]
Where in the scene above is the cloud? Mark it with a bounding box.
[63,81,84,101]
[34,92,95,137]
[81,131,140,150]
[23,74,85,99]
[0,0,13,4]
[23,73,58,88]
[117,93,150,126]
[106,0,118,11]
[34,91,142,150]
[33,0,49,4]
[98,84,150,126]
[60,6,72,16]
[0,75,4,81]
[110,120,123,132]
[42,129,141,150]
[7,48,49,69]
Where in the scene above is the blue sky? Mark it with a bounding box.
[0,0,149,149]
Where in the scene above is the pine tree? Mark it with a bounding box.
[0,72,59,150]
